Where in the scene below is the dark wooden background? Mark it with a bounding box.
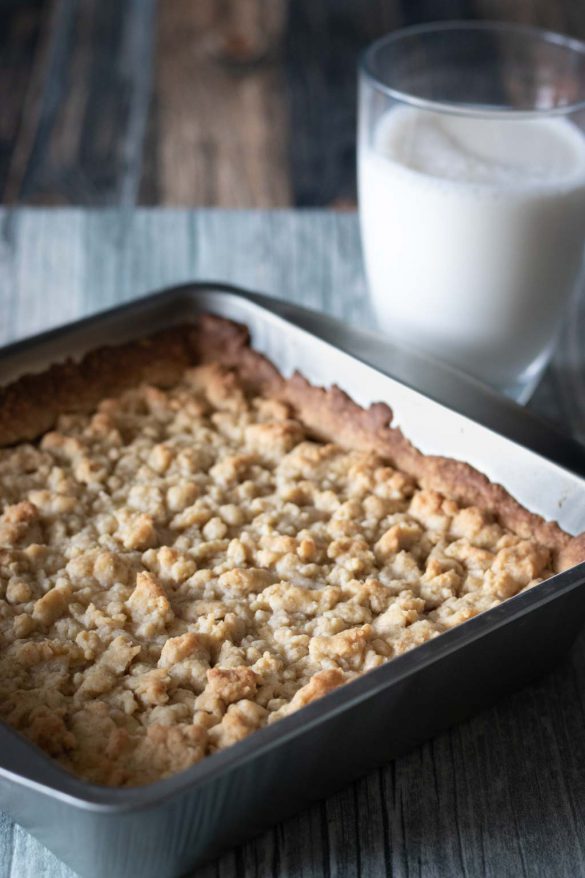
[2,0,585,208]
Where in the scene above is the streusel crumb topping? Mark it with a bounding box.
[0,363,553,785]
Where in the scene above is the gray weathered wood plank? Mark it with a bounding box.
[0,208,585,878]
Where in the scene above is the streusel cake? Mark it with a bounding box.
[0,315,582,786]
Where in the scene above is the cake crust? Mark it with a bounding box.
[0,313,583,787]
[2,313,582,570]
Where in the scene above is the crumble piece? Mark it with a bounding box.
[0,320,578,787]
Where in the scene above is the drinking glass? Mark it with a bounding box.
[358,22,585,402]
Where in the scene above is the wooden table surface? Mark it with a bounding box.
[0,207,585,878]
[2,2,585,876]
[1,0,585,209]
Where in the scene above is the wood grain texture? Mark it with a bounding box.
[284,0,400,208]
[2,0,585,207]
[474,0,585,35]
[0,0,46,196]
[155,0,290,207]
[0,208,584,878]
[2,0,155,205]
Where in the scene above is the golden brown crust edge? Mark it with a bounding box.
[0,329,196,446]
[195,315,585,573]
[276,373,585,573]
[1,312,584,573]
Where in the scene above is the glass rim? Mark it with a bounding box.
[360,20,585,118]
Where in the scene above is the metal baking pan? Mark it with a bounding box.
[1,282,585,878]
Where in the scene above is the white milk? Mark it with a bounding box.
[359,106,585,391]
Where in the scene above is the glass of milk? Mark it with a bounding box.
[358,22,585,402]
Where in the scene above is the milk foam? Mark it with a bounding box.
[359,106,585,390]
[380,109,585,186]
